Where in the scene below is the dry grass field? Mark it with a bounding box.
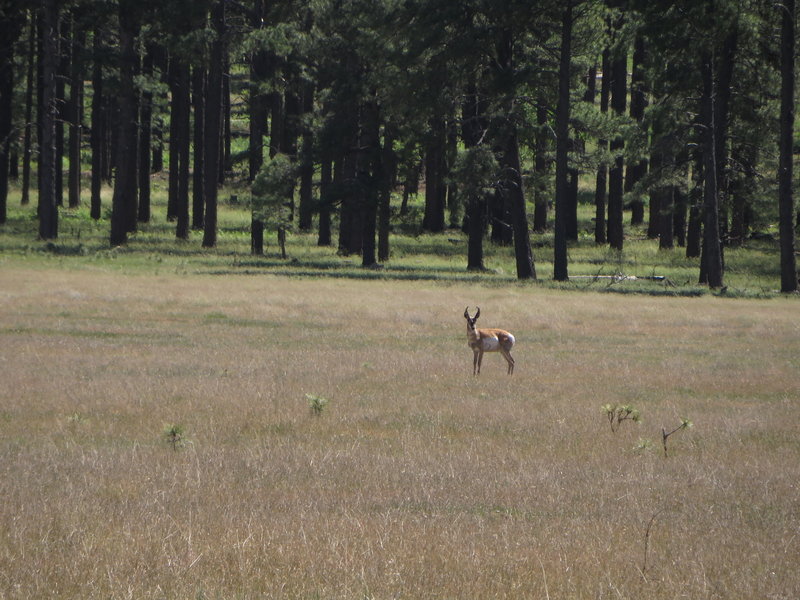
[1,266,798,599]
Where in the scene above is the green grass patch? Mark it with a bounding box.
[1,176,794,296]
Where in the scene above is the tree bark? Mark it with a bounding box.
[778,0,798,292]
[138,46,153,223]
[423,117,446,232]
[109,0,139,246]
[360,100,380,268]
[298,82,314,231]
[626,34,647,225]
[248,2,269,182]
[175,62,191,240]
[607,40,627,250]
[553,0,573,281]
[191,65,205,230]
[729,144,755,246]
[594,47,610,245]
[89,26,104,220]
[55,14,66,208]
[202,0,225,248]
[317,157,332,246]
[698,49,723,288]
[533,101,549,232]
[166,59,179,221]
[378,128,395,263]
[220,54,231,184]
[503,127,536,280]
[462,84,488,271]
[251,217,264,255]
[21,10,36,207]
[686,148,703,258]
[0,6,19,224]
[67,17,84,209]
[715,27,737,246]
[39,0,59,240]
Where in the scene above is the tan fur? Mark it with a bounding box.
[464,307,515,375]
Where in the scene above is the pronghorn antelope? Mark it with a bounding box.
[464,307,515,375]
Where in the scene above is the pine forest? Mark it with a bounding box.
[0,0,798,291]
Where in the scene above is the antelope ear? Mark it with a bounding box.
[464,307,470,319]
[475,307,480,320]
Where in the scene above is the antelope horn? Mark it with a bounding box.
[475,307,480,319]
[464,307,470,319]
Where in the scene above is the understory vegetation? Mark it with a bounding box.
[0,178,789,297]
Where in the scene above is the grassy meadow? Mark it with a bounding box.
[1,264,799,599]
[0,174,790,296]
[1,178,799,598]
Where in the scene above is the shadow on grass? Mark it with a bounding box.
[206,256,508,283]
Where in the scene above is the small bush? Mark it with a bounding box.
[602,403,641,432]
[163,423,187,451]
[306,394,329,416]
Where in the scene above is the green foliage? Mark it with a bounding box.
[306,394,329,417]
[602,403,641,433]
[163,423,187,451]
[661,418,693,457]
[252,154,297,258]
[451,146,500,202]
[252,154,296,224]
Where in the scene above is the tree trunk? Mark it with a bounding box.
[55,15,66,208]
[39,0,59,240]
[151,44,167,174]
[137,46,153,223]
[248,73,266,181]
[251,218,264,255]
[778,0,798,292]
[109,1,139,246]
[269,87,283,159]
[90,27,104,220]
[248,3,269,182]
[533,101,549,232]
[594,47,610,245]
[686,148,703,258]
[715,28,737,247]
[360,100,379,268]
[167,59,179,221]
[220,54,231,183]
[553,0,573,281]
[298,83,314,231]
[278,227,287,259]
[423,117,446,232]
[202,0,225,249]
[607,41,627,250]
[673,188,688,247]
[502,127,536,280]
[659,189,675,250]
[21,10,36,207]
[280,88,299,218]
[0,7,19,224]
[729,144,755,246]
[317,157,332,246]
[698,49,723,288]
[67,18,84,209]
[626,34,647,225]
[175,62,191,240]
[462,84,488,271]
[191,65,205,230]
[378,128,395,263]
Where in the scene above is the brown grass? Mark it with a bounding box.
[1,266,798,599]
